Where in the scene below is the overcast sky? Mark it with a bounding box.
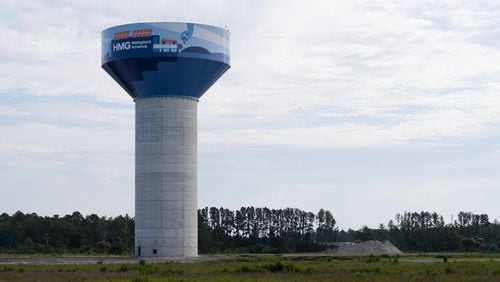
[1,0,500,229]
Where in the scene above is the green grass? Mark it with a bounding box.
[1,253,500,281]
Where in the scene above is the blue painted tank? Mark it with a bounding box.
[101,22,230,100]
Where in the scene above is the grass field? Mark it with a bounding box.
[1,253,500,281]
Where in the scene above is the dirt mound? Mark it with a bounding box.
[326,240,403,255]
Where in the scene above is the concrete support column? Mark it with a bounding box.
[135,97,198,257]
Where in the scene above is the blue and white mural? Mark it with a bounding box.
[101,22,230,100]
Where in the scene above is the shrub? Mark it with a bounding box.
[132,276,149,282]
[118,265,129,272]
[284,263,300,273]
[262,262,300,273]
[262,262,284,272]
[365,255,380,263]
[239,265,254,272]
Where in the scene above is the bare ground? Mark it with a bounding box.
[0,255,226,265]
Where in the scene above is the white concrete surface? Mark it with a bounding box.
[135,97,198,257]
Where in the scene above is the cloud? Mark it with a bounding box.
[2,1,500,149]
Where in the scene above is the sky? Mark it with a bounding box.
[1,0,500,229]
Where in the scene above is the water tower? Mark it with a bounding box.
[101,22,230,257]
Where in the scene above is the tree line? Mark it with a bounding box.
[198,207,336,253]
[0,207,335,254]
[0,211,134,254]
[337,211,500,252]
[1,209,499,254]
